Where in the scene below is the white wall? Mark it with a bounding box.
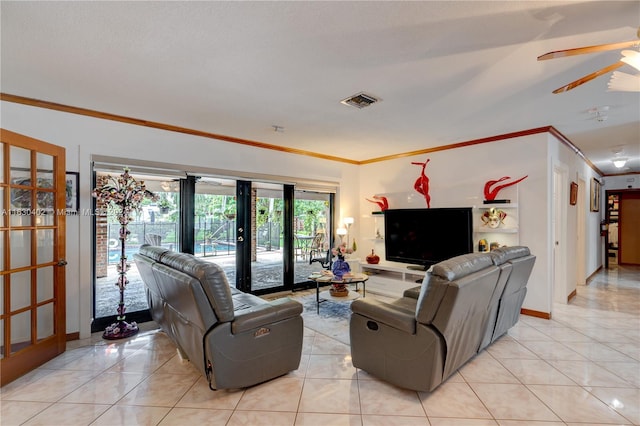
[577,154,606,283]
[2,101,358,338]
[603,174,638,191]
[2,100,603,332]
[359,134,554,314]
[359,132,601,316]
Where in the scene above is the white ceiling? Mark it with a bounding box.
[1,1,639,175]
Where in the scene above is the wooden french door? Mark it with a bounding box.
[0,129,67,386]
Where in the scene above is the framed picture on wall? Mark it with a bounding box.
[66,172,79,214]
[590,178,600,212]
[569,182,578,206]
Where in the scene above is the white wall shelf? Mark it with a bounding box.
[361,262,426,298]
[474,227,518,234]
[472,188,520,252]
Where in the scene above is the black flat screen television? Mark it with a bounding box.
[384,207,473,269]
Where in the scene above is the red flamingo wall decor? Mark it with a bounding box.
[411,158,431,208]
[484,175,528,202]
[366,195,389,211]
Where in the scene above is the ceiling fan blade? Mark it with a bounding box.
[552,61,625,93]
[538,40,640,61]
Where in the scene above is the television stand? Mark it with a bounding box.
[406,265,427,271]
[360,262,427,298]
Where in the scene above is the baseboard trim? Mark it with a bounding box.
[520,308,551,320]
[66,332,80,342]
[567,289,577,303]
[586,266,603,285]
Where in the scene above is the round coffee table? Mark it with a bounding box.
[309,273,368,314]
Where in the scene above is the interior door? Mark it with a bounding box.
[619,192,640,265]
[576,178,586,285]
[0,129,67,386]
[552,167,568,304]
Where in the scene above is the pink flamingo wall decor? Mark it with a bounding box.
[484,175,528,202]
[366,195,389,211]
[411,158,431,208]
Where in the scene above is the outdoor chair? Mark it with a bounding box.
[309,248,332,269]
[307,232,326,264]
[145,233,162,246]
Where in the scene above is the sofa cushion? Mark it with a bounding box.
[490,246,530,266]
[416,252,495,326]
[403,285,422,300]
[157,251,235,322]
[232,297,303,334]
[139,244,170,261]
[432,253,494,281]
[151,262,218,332]
[432,264,500,379]
[351,298,417,334]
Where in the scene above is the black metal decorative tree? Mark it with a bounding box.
[93,168,157,340]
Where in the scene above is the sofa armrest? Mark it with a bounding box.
[403,285,422,299]
[232,298,303,334]
[350,298,416,334]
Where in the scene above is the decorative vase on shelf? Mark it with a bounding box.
[366,249,380,264]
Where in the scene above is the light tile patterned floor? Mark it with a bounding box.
[1,265,639,425]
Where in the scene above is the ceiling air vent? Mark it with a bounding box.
[340,92,380,109]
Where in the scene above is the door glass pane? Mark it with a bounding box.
[94,171,177,320]
[10,311,32,355]
[295,191,332,283]
[10,146,33,226]
[0,142,4,183]
[37,303,54,341]
[10,197,32,227]
[37,267,54,303]
[0,319,4,359]
[194,177,237,286]
[0,275,4,315]
[252,183,283,291]
[10,187,32,211]
[35,153,54,188]
[10,230,31,269]
[36,229,54,264]
[0,230,4,270]
[36,191,55,226]
[10,146,30,181]
[10,270,31,311]
[0,188,4,227]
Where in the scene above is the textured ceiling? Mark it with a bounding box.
[1,1,638,175]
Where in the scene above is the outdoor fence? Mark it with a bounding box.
[106,219,282,264]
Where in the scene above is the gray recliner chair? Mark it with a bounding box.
[134,245,304,390]
[350,252,501,391]
[479,246,536,350]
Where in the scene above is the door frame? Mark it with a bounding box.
[552,166,568,304]
[576,178,586,285]
[608,188,640,265]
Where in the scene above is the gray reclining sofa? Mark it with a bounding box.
[350,246,535,392]
[134,245,304,390]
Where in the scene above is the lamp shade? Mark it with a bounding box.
[336,227,348,236]
[344,217,354,225]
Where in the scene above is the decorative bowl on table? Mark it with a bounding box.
[329,282,349,297]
